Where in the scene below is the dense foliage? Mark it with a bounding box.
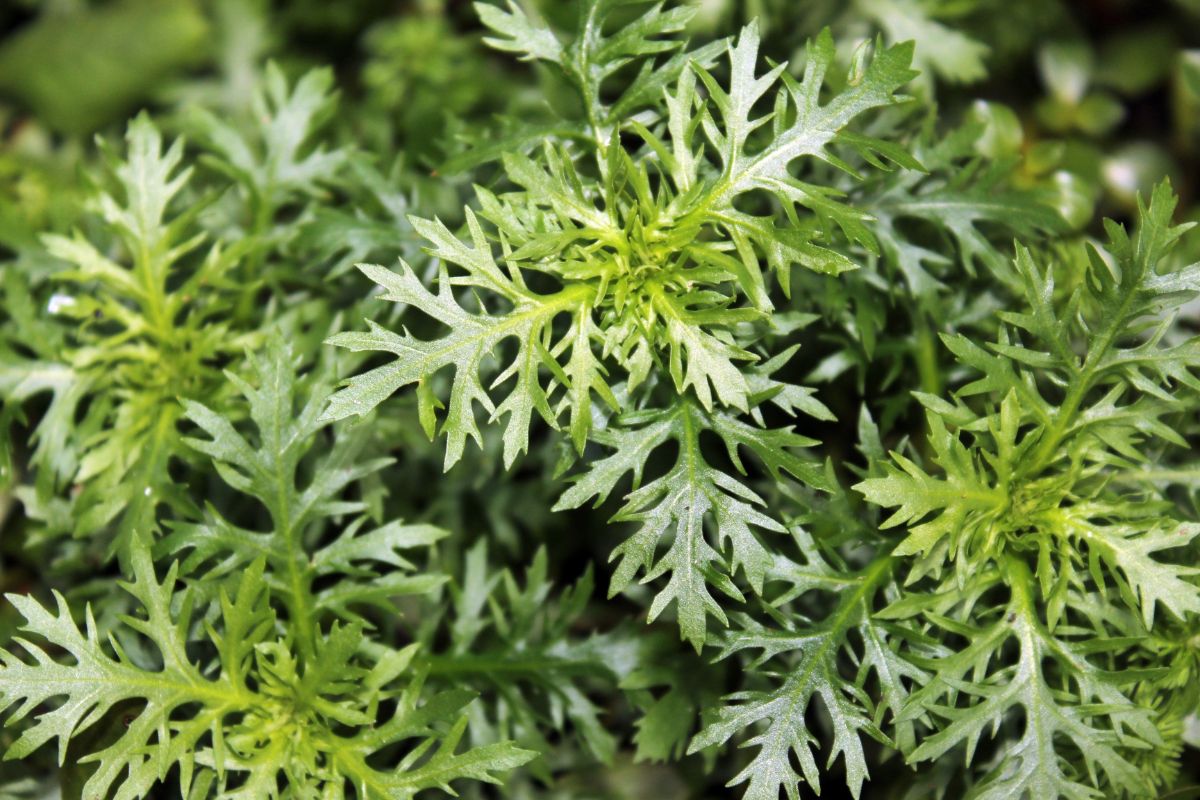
[1,1,1198,798]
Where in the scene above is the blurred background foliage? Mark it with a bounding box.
[1,0,1198,244]
[0,0,1198,797]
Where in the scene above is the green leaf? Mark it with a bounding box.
[855,0,990,86]
[476,1,564,65]
[472,0,719,157]
[556,399,830,649]
[186,62,348,210]
[331,24,916,467]
[689,554,922,799]
[858,182,1200,622]
[165,338,446,650]
[0,542,533,798]
[854,409,1007,561]
[860,115,1065,296]
[323,247,601,467]
[27,114,246,558]
[425,542,650,767]
[0,544,259,799]
[681,26,916,298]
[900,559,1160,800]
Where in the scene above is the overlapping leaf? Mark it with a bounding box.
[164,339,446,645]
[857,183,1200,798]
[690,552,924,799]
[0,543,533,798]
[858,183,1200,624]
[898,560,1160,800]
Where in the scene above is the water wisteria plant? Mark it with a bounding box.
[1,1,1198,797]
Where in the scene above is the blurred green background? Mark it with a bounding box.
[1,0,1198,232]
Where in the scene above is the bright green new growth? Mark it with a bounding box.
[1,61,350,564]
[325,23,918,452]
[857,182,1200,610]
[9,116,241,556]
[0,549,532,799]
[187,62,348,214]
[326,17,916,646]
[168,343,447,646]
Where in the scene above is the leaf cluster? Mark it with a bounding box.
[2,1,1199,798]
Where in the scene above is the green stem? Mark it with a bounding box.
[1111,467,1200,486]
[237,189,275,322]
[136,240,171,345]
[264,419,317,659]
[277,511,316,661]
[914,310,942,398]
[1025,276,1140,475]
[755,551,895,742]
[425,652,607,678]
[1005,554,1036,611]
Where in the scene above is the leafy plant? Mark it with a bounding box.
[325,16,915,647]
[2,341,534,797]
[2,0,1199,798]
[6,115,248,560]
[857,182,1200,798]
